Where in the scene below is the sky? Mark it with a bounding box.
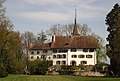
[5,0,120,41]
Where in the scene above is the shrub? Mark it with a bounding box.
[94,63,109,72]
[0,63,8,78]
[58,65,76,75]
[28,60,52,75]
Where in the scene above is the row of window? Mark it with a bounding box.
[56,61,66,65]
[31,49,48,54]
[53,54,66,59]
[53,54,93,59]
[30,55,46,60]
[71,55,93,58]
[71,48,94,52]
[53,48,95,53]
[55,61,87,65]
[31,48,95,54]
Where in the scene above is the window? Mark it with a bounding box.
[58,49,68,53]
[57,55,62,58]
[86,55,92,58]
[53,49,57,53]
[89,49,94,52]
[53,55,56,58]
[31,51,34,54]
[48,57,51,59]
[63,49,68,53]
[37,56,39,59]
[31,56,34,59]
[37,51,39,54]
[65,42,69,45]
[83,49,88,52]
[81,61,87,65]
[41,55,45,59]
[62,54,66,58]
[71,48,77,52]
[78,55,85,58]
[56,61,60,65]
[58,49,62,53]
[62,61,66,65]
[71,60,76,66]
[71,55,77,58]
[43,49,48,53]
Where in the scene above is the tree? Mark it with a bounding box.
[46,24,64,36]
[38,30,47,43]
[106,3,120,76]
[0,0,25,74]
[92,34,107,63]
[46,24,91,37]
[20,31,36,68]
[0,0,5,19]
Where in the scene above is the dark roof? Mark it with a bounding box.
[51,36,99,49]
[30,36,99,50]
[30,42,51,50]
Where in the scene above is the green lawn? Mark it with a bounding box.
[0,75,120,81]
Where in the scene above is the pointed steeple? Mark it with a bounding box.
[72,6,80,36]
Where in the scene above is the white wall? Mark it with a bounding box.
[29,48,97,66]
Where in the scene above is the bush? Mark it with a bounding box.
[0,63,8,78]
[94,63,109,72]
[28,60,52,75]
[58,65,77,75]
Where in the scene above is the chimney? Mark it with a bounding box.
[52,35,55,42]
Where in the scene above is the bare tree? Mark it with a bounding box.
[46,24,64,36]
[46,23,91,36]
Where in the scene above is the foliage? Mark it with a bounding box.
[0,63,8,78]
[28,60,52,75]
[105,3,120,76]
[95,63,109,72]
[92,34,107,63]
[0,0,5,19]
[38,30,47,43]
[20,31,36,64]
[0,0,25,74]
[58,65,80,75]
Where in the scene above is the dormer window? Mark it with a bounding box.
[65,42,69,46]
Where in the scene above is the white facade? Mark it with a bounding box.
[29,48,97,66]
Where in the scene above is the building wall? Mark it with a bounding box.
[28,49,52,60]
[51,48,96,66]
[67,49,96,66]
[28,48,97,66]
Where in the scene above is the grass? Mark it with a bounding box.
[0,75,120,81]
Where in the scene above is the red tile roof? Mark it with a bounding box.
[30,42,51,50]
[51,36,99,49]
[30,35,99,50]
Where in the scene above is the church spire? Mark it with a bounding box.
[72,6,80,36]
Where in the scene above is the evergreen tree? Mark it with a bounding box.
[38,30,47,43]
[106,3,120,76]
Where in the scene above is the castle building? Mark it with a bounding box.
[28,9,99,66]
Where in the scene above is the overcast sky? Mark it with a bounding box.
[6,0,120,41]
